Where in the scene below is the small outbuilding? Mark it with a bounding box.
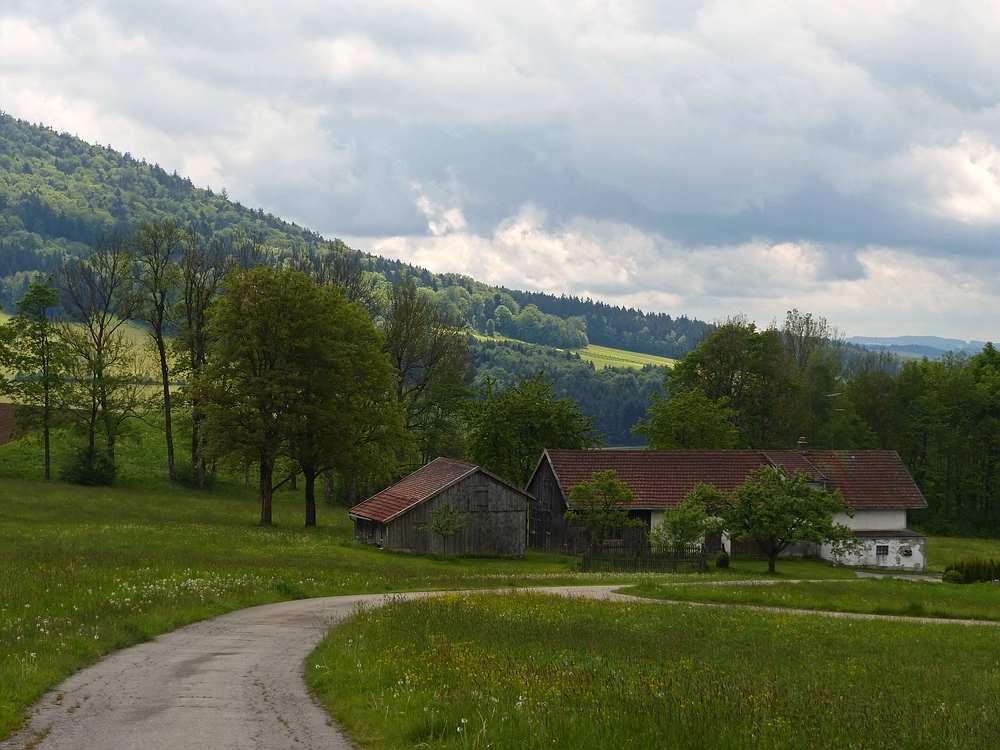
[350,457,533,557]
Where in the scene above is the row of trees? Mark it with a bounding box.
[0,221,478,523]
[631,310,1000,534]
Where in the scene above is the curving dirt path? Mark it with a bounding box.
[2,584,993,749]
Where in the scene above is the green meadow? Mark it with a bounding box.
[470,331,675,370]
[569,342,677,370]
[309,591,1000,750]
[4,426,1000,747]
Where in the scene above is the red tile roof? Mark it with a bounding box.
[349,457,480,523]
[804,451,927,510]
[537,449,926,511]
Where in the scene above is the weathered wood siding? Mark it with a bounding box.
[527,460,650,554]
[528,459,570,552]
[357,471,528,557]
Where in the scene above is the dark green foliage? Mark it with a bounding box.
[464,372,599,487]
[944,557,1000,584]
[171,462,216,490]
[942,569,964,584]
[470,338,663,446]
[716,550,730,568]
[564,469,645,547]
[847,344,1000,534]
[60,446,116,486]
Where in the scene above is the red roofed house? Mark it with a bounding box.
[527,443,928,571]
[350,457,533,557]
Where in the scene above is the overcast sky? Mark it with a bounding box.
[2,1,999,341]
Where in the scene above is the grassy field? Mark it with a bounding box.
[308,590,1000,749]
[4,424,1000,747]
[570,342,676,369]
[470,332,675,370]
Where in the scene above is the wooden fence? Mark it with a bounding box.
[581,543,707,573]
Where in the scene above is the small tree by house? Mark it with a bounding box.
[564,470,644,549]
[689,465,854,573]
[649,498,716,556]
[420,501,468,554]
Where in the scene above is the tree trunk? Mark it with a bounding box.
[303,467,317,527]
[768,553,777,573]
[259,457,274,526]
[157,336,175,481]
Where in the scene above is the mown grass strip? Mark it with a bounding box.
[309,591,1000,749]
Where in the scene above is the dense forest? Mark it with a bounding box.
[0,112,706,359]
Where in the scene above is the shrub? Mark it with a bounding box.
[172,463,216,490]
[943,557,1000,584]
[942,570,964,585]
[59,447,116,486]
[716,550,730,569]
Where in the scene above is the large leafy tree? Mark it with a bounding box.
[690,465,854,573]
[381,277,473,463]
[668,316,801,448]
[632,388,739,449]
[0,275,73,478]
[283,291,409,526]
[197,267,404,526]
[59,233,147,472]
[464,371,599,487]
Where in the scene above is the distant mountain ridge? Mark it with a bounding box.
[847,335,987,359]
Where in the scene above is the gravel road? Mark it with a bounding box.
[1,586,629,750]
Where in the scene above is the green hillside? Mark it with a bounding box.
[0,112,700,444]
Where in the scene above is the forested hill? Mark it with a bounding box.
[0,112,708,360]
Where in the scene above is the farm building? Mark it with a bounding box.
[350,457,533,557]
[527,443,928,571]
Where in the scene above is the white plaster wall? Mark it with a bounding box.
[649,510,665,528]
[823,536,926,571]
[833,509,907,531]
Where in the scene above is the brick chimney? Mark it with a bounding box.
[796,436,809,454]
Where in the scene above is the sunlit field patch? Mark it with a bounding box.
[309,591,1000,749]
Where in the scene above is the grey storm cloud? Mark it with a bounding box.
[2,1,1000,338]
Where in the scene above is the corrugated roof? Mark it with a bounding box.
[538,448,927,511]
[349,457,479,523]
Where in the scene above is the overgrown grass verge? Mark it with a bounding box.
[623,578,1000,620]
[308,591,1000,749]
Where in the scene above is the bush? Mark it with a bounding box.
[716,550,730,569]
[942,570,965,585]
[59,447,116,486]
[172,463,216,490]
[943,557,1000,584]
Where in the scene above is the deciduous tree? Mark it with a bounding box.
[464,372,599,487]
[564,469,644,548]
[197,267,405,526]
[0,275,73,478]
[690,465,854,573]
[632,388,738,449]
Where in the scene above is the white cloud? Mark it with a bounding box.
[3,1,1000,338]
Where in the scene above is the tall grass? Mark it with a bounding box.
[309,592,1000,749]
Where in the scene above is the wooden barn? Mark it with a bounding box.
[349,457,533,557]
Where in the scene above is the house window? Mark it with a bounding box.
[876,544,889,556]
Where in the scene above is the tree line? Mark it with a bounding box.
[634,311,1000,535]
